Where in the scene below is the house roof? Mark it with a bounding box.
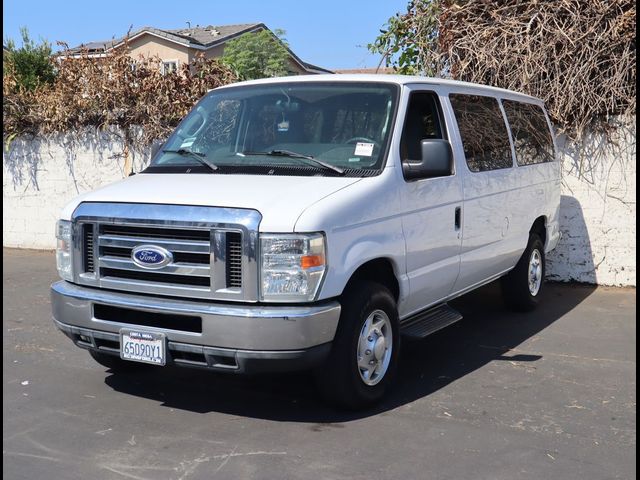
[68,40,118,53]
[62,23,333,74]
[301,62,333,75]
[165,24,260,47]
[64,23,262,55]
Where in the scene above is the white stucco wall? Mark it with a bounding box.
[2,122,636,286]
[546,118,636,286]
[3,131,151,249]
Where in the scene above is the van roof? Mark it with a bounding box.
[213,74,541,103]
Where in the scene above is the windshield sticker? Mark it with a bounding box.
[348,157,361,162]
[354,142,374,157]
[180,138,196,148]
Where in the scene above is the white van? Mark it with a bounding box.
[51,75,561,408]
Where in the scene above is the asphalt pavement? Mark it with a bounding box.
[3,248,636,480]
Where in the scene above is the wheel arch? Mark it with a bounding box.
[342,257,401,302]
[530,215,547,247]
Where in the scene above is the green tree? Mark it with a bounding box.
[221,29,291,80]
[4,27,56,91]
[367,1,441,76]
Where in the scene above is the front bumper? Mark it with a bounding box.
[51,281,340,373]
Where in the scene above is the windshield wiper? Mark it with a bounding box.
[162,149,218,172]
[240,149,344,175]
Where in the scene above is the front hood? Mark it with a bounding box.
[61,173,362,231]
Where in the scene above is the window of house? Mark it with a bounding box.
[449,94,513,172]
[162,61,178,75]
[400,91,446,162]
[502,100,555,165]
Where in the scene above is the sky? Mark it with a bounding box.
[3,0,408,70]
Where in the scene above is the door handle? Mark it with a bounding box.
[455,207,461,230]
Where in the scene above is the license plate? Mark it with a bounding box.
[120,329,166,366]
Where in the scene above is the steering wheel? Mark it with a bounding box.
[345,137,380,148]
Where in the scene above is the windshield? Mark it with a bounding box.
[146,82,399,176]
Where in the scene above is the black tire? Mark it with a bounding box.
[315,281,400,410]
[502,233,546,312]
[89,349,149,372]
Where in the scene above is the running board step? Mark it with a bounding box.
[400,304,463,339]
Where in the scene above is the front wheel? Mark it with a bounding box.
[502,233,546,312]
[315,281,400,410]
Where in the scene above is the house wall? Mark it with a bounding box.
[127,34,190,67]
[119,30,311,74]
[4,121,635,286]
[286,57,308,75]
[201,44,225,61]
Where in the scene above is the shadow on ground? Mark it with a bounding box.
[104,281,595,422]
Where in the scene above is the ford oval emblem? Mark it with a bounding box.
[131,245,173,269]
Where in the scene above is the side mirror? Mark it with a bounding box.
[402,139,453,180]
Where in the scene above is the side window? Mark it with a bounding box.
[449,94,513,172]
[400,92,445,162]
[502,100,555,165]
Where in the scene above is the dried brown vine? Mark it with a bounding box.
[371,0,636,139]
[3,42,237,150]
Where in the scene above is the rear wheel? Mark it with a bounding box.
[89,349,149,372]
[502,233,545,311]
[315,281,400,410]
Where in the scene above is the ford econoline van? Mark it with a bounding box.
[51,75,561,408]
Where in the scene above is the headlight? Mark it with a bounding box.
[56,220,73,281]
[260,233,326,302]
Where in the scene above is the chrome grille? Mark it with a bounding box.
[226,232,242,288]
[72,203,261,302]
[96,224,212,294]
[83,224,95,273]
[100,224,210,241]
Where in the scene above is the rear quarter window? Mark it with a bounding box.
[502,100,555,165]
[449,94,513,172]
